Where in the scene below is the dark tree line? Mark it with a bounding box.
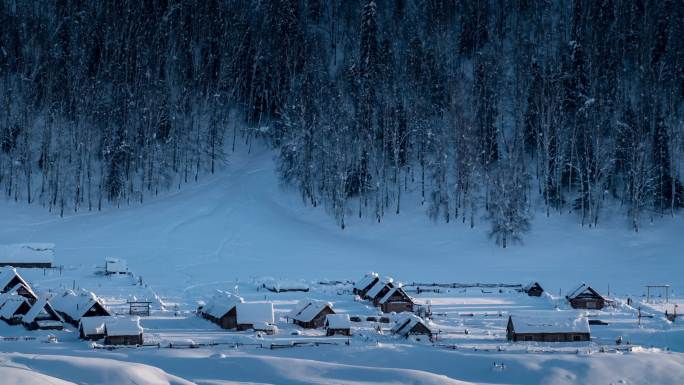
[1,1,682,245]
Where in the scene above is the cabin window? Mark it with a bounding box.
[573,335,582,341]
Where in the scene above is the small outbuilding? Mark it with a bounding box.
[236,302,275,332]
[522,282,544,297]
[79,316,109,341]
[325,314,351,336]
[51,290,111,326]
[105,258,129,275]
[197,291,244,329]
[104,317,143,345]
[353,272,380,298]
[566,283,606,310]
[0,243,54,268]
[506,314,591,342]
[0,267,34,295]
[22,297,63,330]
[391,314,432,338]
[377,286,415,313]
[288,300,335,329]
[0,295,32,325]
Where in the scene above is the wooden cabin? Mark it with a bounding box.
[5,282,37,302]
[104,317,143,345]
[197,291,244,329]
[325,314,351,336]
[51,290,111,326]
[236,302,275,332]
[506,315,591,342]
[391,314,432,338]
[0,267,35,296]
[288,300,335,329]
[0,295,32,325]
[566,284,605,310]
[22,297,63,330]
[522,282,544,297]
[79,316,109,341]
[0,243,53,268]
[353,273,380,298]
[377,286,415,313]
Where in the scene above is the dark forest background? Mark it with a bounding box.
[1,0,683,246]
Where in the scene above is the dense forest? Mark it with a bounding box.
[1,0,683,246]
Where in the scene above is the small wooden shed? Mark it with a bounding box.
[236,302,275,331]
[391,314,432,338]
[51,290,111,326]
[353,272,380,298]
[566,283,605,309]
[325,314,352,336]
[522,282,544,297]
[506,314,591,342]
[79,316,109,341]
[377,286,415,313]
[198,291,244,329]
[288,300,335,329]
[104,317,143,345]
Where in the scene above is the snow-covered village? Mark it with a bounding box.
[1,1,684,384]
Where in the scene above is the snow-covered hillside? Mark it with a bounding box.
[1,145,682,296]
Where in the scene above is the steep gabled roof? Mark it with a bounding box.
[0,267,32,292]
[0,295,31,319]
[201,290,244,319]
[391,314,430,336]
[366,277,394,299]
[566,283,603,300]
[377,286,413,305]
[354,272,379,291]
[288,299,334,322]
[51,290,110,321]
[22,296,62,323]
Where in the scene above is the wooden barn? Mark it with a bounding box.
[353,272,379,298]
[506,314,591,342]
[51,290,111,326]
[197,291,244,329]
[0,295,32,325]
[522,282,544,297]
[0,243,54,268]
[288,300,335,329]
[325,314,351,336]
[236,302,275,332]
[377,286,415,313]
[391,314,432,338]
[566,284,606,309]
[79,316,109,341]
[104,317,143,345]
[22,297,63,330]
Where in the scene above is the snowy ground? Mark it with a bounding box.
[0,145,683,384]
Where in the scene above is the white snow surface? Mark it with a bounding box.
[0,145,683,384]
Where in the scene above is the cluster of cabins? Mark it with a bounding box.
[0,266,143,345]
[353,273,416,313]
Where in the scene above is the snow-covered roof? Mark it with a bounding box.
[523,282,542,291]
[377,286,411,305]
[288,299,333,322]
[236,302,274,325]
[201,290,244,318]
[105,316,143,336]
[0,295,30,319]
[509,314,590,334]
[79,316,109,336]
[354,272,379,291]
[326,313,351,329]
[0,243,54,264]
[105,258,128,273]
[258,277,309,291]
[5,282,37,300]
[566,283,602,300]
[365,278,394,299]
[391,313,429,336]
[0,267,30,291]
[51,290,109,320]
[22,296,61,323]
